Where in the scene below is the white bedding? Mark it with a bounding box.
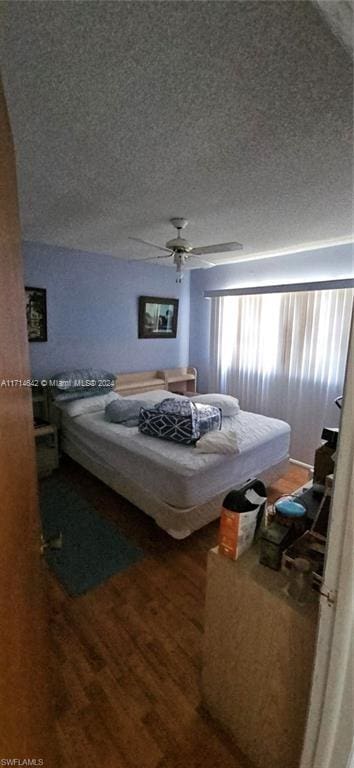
[60,390,290,509]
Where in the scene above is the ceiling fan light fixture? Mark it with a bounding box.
[175,262,184,283]
[174,252,185,283]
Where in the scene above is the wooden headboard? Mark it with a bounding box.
[115,367,197,396]
[114,370,166,397]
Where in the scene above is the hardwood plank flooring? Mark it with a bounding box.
[47,458,309,768]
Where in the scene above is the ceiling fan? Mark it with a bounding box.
[129,218,243,282]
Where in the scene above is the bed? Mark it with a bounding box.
[55,388,290,538]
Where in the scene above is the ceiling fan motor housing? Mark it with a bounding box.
[166,236,192,252]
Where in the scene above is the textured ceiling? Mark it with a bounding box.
[1,0,353,267]
[314,1,354,57]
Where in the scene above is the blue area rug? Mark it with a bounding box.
[39,475,144,596]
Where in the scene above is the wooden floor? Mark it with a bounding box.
[48,459,308,768]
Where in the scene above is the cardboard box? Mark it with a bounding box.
[314,443,335,484]
[260,523,293,571]
[281,531,325,589]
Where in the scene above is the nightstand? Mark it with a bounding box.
[34,423,59,478]
[32,385,49,421]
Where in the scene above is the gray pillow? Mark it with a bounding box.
[105,398,153,427]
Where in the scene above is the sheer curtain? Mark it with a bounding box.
[209,289,353,463]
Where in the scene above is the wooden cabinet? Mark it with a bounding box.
[32,388,59,478]
[32,386,49,421]
[202,546,318,768]
[34,424,59,478]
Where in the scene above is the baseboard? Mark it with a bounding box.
[289,457,313,473]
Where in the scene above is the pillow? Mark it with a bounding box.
[51,385,114,402]
[195,393,240,417]
[105,398,154,427]
[195,430,240,454]
[50,368,116,391]
[124,390,187,404]
[61,391,120,418]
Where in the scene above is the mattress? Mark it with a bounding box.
[60,392,290,509]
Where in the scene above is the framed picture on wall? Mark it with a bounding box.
[25,286,47,342]
[139,296,179,339]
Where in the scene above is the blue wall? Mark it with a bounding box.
[190,244,353,391]
[24,241,190,378]
[24,240,353,392]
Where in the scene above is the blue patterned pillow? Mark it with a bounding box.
[50,368,115,391]
[52,386,113,402]
[138,398,221,445]
[49,368,115,401]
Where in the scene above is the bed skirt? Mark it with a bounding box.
[62,436,289,539]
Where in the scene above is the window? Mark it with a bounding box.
[210,288,353,463]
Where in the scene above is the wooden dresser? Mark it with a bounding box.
[202,546,318,768]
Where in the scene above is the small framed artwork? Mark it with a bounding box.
[139,296,179,339]
[25,286,47,342]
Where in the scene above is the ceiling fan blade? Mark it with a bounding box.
[129,237,173,254]
[191,242,243,256]
[130,253,172,262]
[186,254,216,267]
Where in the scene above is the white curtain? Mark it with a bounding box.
[209,289,353,463]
